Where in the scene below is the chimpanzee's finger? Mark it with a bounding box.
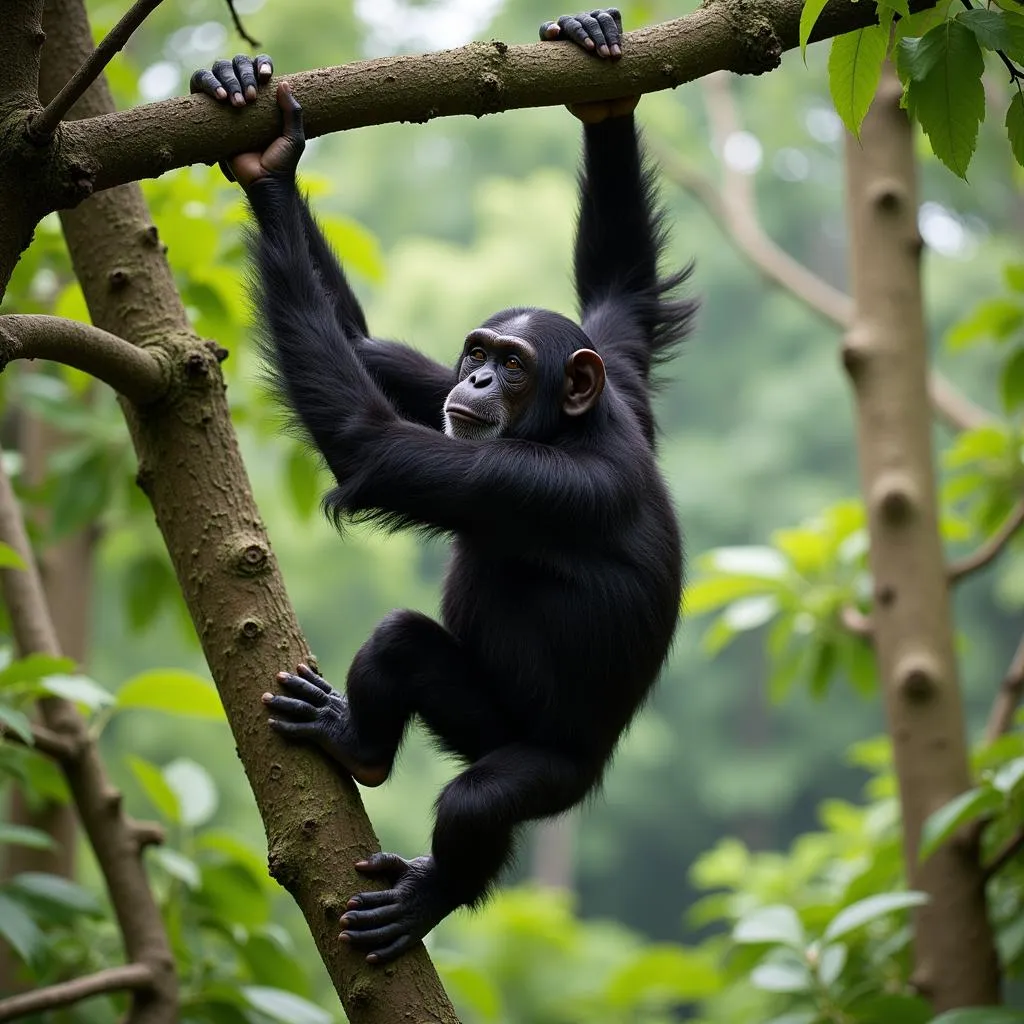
[365,934,415,964]
[556,16,593,50]
[275,671,329,706]
[190,68,227,101]
[355,852,410,878]
[296,663,331,691]
[539,20,561,39]
[232,54,259,101]
[277,82,306,149]
[575,11,609,55]
[594,9,621,55]
[340,903,403,928]
[267,717,321,741]
[254,54,274,82]
[346,887,399,910]
[212,58,245,106]
[261,693,320,720]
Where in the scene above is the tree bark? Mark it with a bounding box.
[841,65,1000,1010]
[17,1,461,1020]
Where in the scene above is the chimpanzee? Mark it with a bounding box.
[192,8,695,965]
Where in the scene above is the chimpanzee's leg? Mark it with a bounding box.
[337,745,597,963]
[263,609,509,786]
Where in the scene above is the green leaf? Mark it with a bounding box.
[957,8,1024,52]
[125,553,175,631]
[127,754,181,823]
[723,595,779,633]
[822,891,929,942]
[817,942,847,986]
[733,905,806,948]
[605,946,722,1004]
[799,0,832,60]
[847,993,932,1023]
[116,669,224,720]
[0,893,45,967]
[8,871,102,916]
[1008,93,1024,170]
[750,959,813,993]
[931,1012,1024,1024]
[992,756,1024,794]
[0,653,75,690]
[684,575,782,616]
[0,542,25,569]
[163,758,218,828]
[438,961,502,1021]
[947,298,1024,349]
[1001,349,1024,413]
[240,987,333,1024]
[920,787,1002,862]
[0,705,33,745]
[905,22,986,178]
[828,26,889,138]
[41,674,114,711]
[0,823,56,850]
[150,847,201,890]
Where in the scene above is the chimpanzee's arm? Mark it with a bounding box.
[574,116,695,381]
[249,173,638,537]
[295,200,454,429]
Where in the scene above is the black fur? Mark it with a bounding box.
[248,112,693,962]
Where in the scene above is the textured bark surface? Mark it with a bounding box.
[20,1,460,1019]
[842,66,1000,1010]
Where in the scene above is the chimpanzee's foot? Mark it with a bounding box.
[262,664,391,787]
[340,853,454,964]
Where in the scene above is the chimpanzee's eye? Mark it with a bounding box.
[505,356,522,371]
[469,347,486,362]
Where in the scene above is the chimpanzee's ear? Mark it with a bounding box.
[562,348,606,416]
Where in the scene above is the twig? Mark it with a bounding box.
[0,963,153,1022]
[27,0,166,142]
[983,827,1024,882]
[959,0,1024,85]
[948,499,1024,583]
[657,71,993,434]
[0,447,178,1020]
[0,315,166,404]
[223,0,260,48]
[984,632,1024,743]
[0,721,78,760]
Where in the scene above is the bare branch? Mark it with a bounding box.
[0,314,166,404]
[0,721,79,760]
[948,499,1024,583]
[984,633,1024,744]
[983,826,1024,882]
[27,0,166,142]
[0,963,153,1022]
[0,448,177,1022]
[658,72,992,434]
[56,0,941,196]
[223,0,261,48]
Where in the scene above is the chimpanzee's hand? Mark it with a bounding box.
[190,53,274,107]
[340,853,453,964]
[262,663,390,787]
[538,9,639,123]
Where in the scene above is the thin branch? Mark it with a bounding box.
[223,0,260,48]
[958,0,1024,85]
[57,0,942,196]
[983,827,1024,882]
[27,0,167,142]
[0,448,177,1021]
[0,721,79,760]
[0,963,153,1022]
[948,499,1024,583]
[984,632,1024,743]
[0,315,166,404]
[657,71,992,434]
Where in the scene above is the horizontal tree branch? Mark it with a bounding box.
[27,0,167,141]
[0,314,166,404]
[60,0,936,196]
[0,963,153,1022]
[949,499,1024,583]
